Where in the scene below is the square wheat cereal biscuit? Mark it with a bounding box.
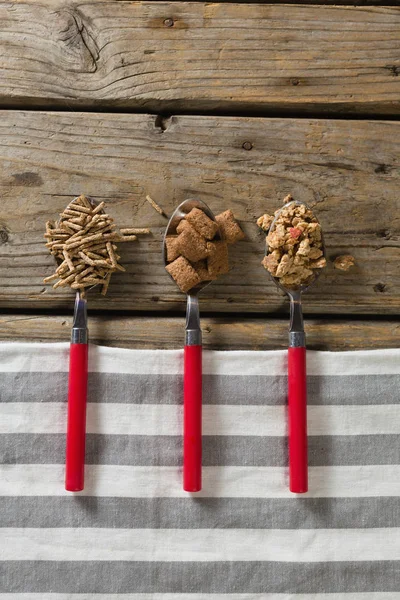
[165,235,180,262]
[185,207,219,240]
[176,219,191,235]
[166,256,201,293]
[192,260,216,282]
[215,209,245,244]
[207,240,229,278]
[176,221,208,262]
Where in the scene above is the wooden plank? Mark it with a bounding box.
[0,314,398,351]
[0,110,399,315]
[0,2,399,114]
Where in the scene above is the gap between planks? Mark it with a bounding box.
[0,314,398,351]
[0,1,399,115]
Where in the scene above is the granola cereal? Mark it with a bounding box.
[258,199,326,289]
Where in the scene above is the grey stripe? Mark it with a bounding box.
[1,497,399,529]
[1,372,399,405]
[2,434,399,466]
[1,561,399,593]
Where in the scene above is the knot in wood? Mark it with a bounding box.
[0,230,9,244]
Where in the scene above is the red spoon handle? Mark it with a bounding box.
[288,346,308,493]
[65,343,88,492]
[183,344,202,492]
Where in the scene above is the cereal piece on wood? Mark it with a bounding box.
[215,209,245,244]
[120,228,150,235]
[43,273,59,283]
[176,221,208,262]
[165,235,180,262]
[101,271,112,296]
[185,207,219,240]
[113,263,126,272]
[146,194,168,218]
[166,256,201,293]
[333,255,355,271]
[207,240,229,278]
[116,235,137,241]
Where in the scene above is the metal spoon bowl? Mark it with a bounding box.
[265,199,326,345]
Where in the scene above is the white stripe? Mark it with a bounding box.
[1,595,399,600]
[1,343,400,376]
[1,464,399,498]
[2,527,400,561]
[2,403,400,436]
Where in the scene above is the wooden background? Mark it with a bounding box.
[0,0,399,350]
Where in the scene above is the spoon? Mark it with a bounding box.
[52,195,102,492]
[265,200,325,494]
[65,289,88,492]
[163,199,222,492]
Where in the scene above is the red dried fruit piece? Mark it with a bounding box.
[289,227,302,239]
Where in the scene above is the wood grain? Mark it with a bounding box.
[1,314,398,351]
[0,2,399,114]
[0,110,399,315]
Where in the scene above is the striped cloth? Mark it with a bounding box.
[0,342,400,598]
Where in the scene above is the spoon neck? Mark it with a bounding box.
[185,294,202,346]
[289,293,305,348]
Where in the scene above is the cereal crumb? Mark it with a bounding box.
[333,254,355,271]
